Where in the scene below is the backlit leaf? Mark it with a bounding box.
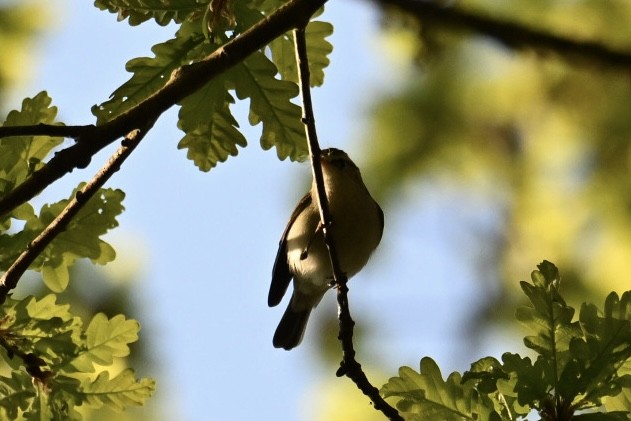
[80,369,155,411]
[69,313,140,372]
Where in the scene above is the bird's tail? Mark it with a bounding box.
[273,302,312,350]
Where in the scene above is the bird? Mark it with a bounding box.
[269,148,384,350]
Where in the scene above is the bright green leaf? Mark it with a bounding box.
[565,291,631,407]
[228,51,307,161]
[381,357,500,420]
[25,294,73,322]
[26,186,124,292]
[178,104,247,171]
[69,313,140,372]
[516,261,581,385]
[604,362,631,414]
[0,372,36,419]
[80,369,156,411]
[41,257,71,292]
[0,92,61,227]
[3,295,83,370]
[92,28,206,123]
[177,75,247,171]
[0,92,63,179]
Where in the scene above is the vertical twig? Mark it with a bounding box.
[293,25,403,421]
[0,127,150,303]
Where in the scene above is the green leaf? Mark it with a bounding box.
[604,362,631,414]
[0,92,61,225]
[0,92,63,180]
[178,104,247,171]
[24,293,73,322]
[177,77,247,171]
[40,257,71,293]
[26,187,124,292]
[92,27,206,123]
[565,291,631,407]
[381,357,500,420]
[383,262,631,420]
[80,369,155,411]
[69,313,140,372]
[516,261,581,384]
[462,356,509,394]
[499,352,548,410]
[0,372,36,419]
[269,21,333,87]
[0,296,152,416]
[2,295,83,369]
[94,0,207,26]
[228,51,307,161]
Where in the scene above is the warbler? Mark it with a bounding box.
[269,148,384,350]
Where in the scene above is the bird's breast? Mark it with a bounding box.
[286,174,382,291]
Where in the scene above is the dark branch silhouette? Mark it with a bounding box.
[293,26,404,421]
[375,0,631,69]
[0,126,150,302]
[0,123,93,140]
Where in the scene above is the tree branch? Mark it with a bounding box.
[374,0,631,69]
[294,26,403,421]
[0,125,150,303]
[0,124,93,140]
[0,0,327,217]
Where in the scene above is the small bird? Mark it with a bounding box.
[269,148,384,350]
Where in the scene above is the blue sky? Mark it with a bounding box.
[11,1,496,419]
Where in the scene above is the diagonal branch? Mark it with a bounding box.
[0,0,328,218]
[0,125,151,303]
[374,0,631,69]
[293,26,404,421]
[0,124,93,140]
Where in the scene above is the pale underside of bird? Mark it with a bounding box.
[268,148,384,350]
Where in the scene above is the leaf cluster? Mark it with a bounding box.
[0,294,154,420]
[1,1,336,418]
[92,0,333,170]
[0,93,147,418]
[382,261,631,420]
[0,93,123,292]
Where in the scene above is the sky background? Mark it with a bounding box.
[9,1,497,419]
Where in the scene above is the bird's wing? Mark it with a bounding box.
[268,192,312,307]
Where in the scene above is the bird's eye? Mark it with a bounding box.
[331,158,346,169]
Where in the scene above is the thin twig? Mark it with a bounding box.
[0,124,94,140]
[293,26,403,421]
[0,0,328,218]
[0,126,150,303]
[375,0,631,69]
